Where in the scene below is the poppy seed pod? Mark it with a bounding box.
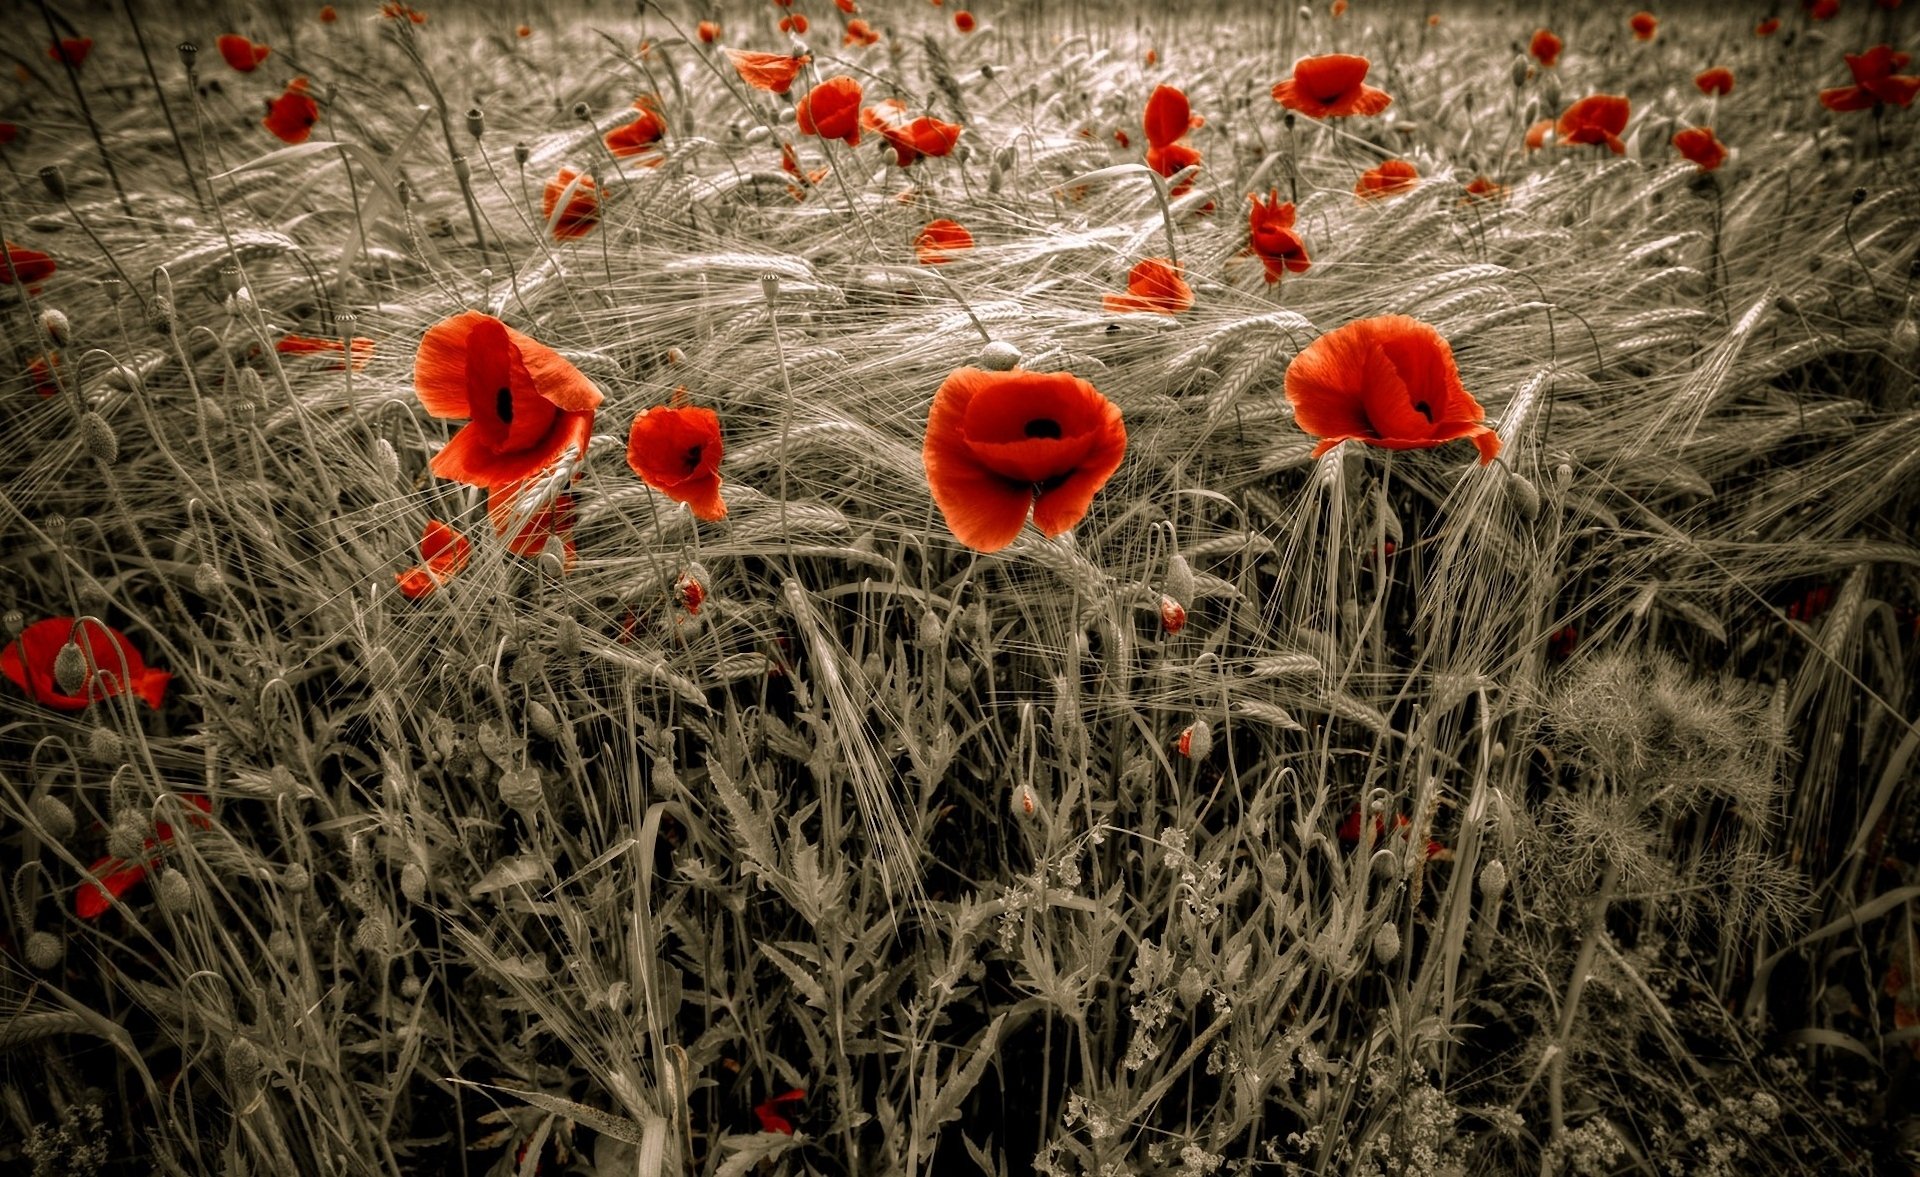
[465,107,484,139]
[53,639,89,696]
[916,608,945,651]
[178,42,198,71]
[1511,56,1529,88]
[1479,859,1508,899]
[981,63,995,79]
[571,101,592,122]
[155,867,192,913]
[978,340,1022,370]
[514,141,530,166]
[760,271,782,302]
[1851,186,1867,205]
[30,794,76,843]
[24,930,62,970]
[3,609,22,639]
[38,165,67,200]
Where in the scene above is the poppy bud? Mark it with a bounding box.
[1159,595,1187,635]
[916,608,946,651]
[526,699,560,741]
[106,809,146,860]
[1893,314,1919,359]
[1489,740,1506,762]
[268,929,296,960]
[1554,462,1572,490]
[676,564,708,614]
[30,794,76,843]
[571,101,592,122]
[400,861,428,904]
[981,63,995,79]
[152,296,177,336]
[194,563,224,594]
[53,638,88,696]
[38,165,67,200]
[399,974,423,999]
[24,930,62,970]
[1511,56,1529,88]
[465,107,484,139]
[395,178,414,208]
[282,862,310,893]
[514,141,530,166]
[1851,186,1867,206]
[995,144,1017,174]
[1372,921,1401,963]
[178,42,198,71]
[1166,553,1196,604]
[1177,719,1211,760]
[537,537,567,578]
[225,1037,263,1092]
[372,437,400,484]
[156,867,192,913]
[1176,965,1205,1007]
[554,614,582,658]
[1297,5,1312,23]
[40,308,70,344]
[1284,111,1296,130]
[1011,782,1039,818]
[978,340,1022,370]
[87,725,124,763]
[1479,859,1508,899]
[1507,469,1540,522]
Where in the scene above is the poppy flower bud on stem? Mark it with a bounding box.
[53,640,88,699]
[30,795,76,843]
[24,931,62,970]
[1479,859,1508,899]
[978,340,1022,370]
[1507,469,1541,521]
[1178,719,1212,760]
[1372,921,1401,963]
[40,309,70,345]
[81,411,119,463]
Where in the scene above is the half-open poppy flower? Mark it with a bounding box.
[1355,158,1418,199]
[923,367,1127,552]
[1284,315,1499,464]
[48,38,91,68]
[3,617,171,711]
[1629,11,1658,40]
[1756,17,1781,34]
[754,1089,807,1135]
[277,333,374,370]
[543,169,598,238]
[74,795,214,919]
[1335,806,1445,861]
[218,34,271,72]
[1463,175,1508,201]
[1530,29,1562,67]
[2,242,55,286]
[1672,126,1727,170]
[779,14,809,33]
[1556,94,1630,154]
[1247,190,1308,282]
[487,485,577,569]
[1695,67,1734,96]
[863,99,962,166]
[843,19,880,46]
[265,78,320,144]
[697,20,720,43]
[395,519,473,600]
[1103,257,1193,315]
[725,49,808,94]
[1819,45,1920,111]
[797,76,864,146]
[413,311,603,491]
[605,104,667,159]
[955,11,975,31]
[1272,54,1392,118]
[626,403,727,521]
[915,218,974,264]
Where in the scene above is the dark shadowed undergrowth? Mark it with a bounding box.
[1,2,1917,1175]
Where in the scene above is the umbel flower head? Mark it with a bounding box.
[1284,315,1499,464]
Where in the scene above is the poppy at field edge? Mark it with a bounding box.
[1804,0,1840,18]
[843,18,880,46]
[1464,175,1508,201]
[2,617,171,711]
[2,242,55,285]
[1672,126,1728,170]
[1272,54,1392,118]
[605,104,667,158]
[48,38,92,68]
[626,403,728,521]
[1103,257,1194,315]
[1530,29,1562,67]
[1524,118,1555,150]
[487,486,578,570]
[1630,11,1658,40]
[1556,94,1631,154]
[264,79,320,144]
[277,333,375,371]
[1283,314,1500,464]
[74,796,214,919]
[543,168,598,238]
[797,76,864,146]
[1819,46,1920,111]
[395,519,473,600]
[1247,190,1309,282]
[725,49,809,94]
[413,311,603,491]
[915,218,975,264]
[923,367,1128,552]
[217,34,271,72]
[1355,158,1419,199]
[1695,67,1734,96]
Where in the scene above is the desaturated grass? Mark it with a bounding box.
[1,2,1917,1175]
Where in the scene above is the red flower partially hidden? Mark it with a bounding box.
[697,20,720,43]
[843,19,880,47]
[75,796,213,920]
[923,367,1127,552]
[395,519,473,600]
[1103,257,1193,315]
[1630,11,1658,41]
[320,6,338,23]
[1530,29,1562,67]
[626,403,727,521]
[1805,0,1840,18]
[2,617,171,712]
[798,76,864,146]
[277,334,374,371]
[1355,158,1418,199]
[1284,315,1499,464]
[1672,126,1727,171]
[49,38,92,69]
[916,218,974,264]
[488,486,577,570]
[1144,84,1200,151]
[1145,141,1202,195]
[1525,118,1555,150]
[1463,175,1508,202]
[543,169,598,238]
[1272,54,1392,118]
[1695,67,1734,96]
[1247,190,1308,282]
[726,50,808,94]
[265,78,320,145]
[2,242,55,286]
[780,14,809,33]
[955,11,975,31]
[1820,45,1920,111]
[413,311,603,491]
[1756,17,1781,34]
[381,3,428,22]
[1335,806,1445,861]
[862,99,963,166]
[218,34,272,72]
[1556,94,1630,154]
[754,1089,807,1135]
[605,105,667,159]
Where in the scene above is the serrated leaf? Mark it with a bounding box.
[759,942,829,1012]
[446,1079,646,1146]
[919,1013,1007,1138]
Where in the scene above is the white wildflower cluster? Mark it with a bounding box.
[1125,938,1174,1072]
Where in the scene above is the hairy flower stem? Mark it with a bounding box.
[1542,859,1620,1177]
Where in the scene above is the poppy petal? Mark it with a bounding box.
[1144,84,1191,150]
[77,856,151,919]
[415,310,492,418]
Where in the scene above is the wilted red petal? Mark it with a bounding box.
[726,49,808,94]
[1104,257,1193,315]
[1355,158,1418,199]
[2,243,55,286]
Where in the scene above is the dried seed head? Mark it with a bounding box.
[40,308,71,345]
[79,412,118,463]
[1158,595,1187,635]
[87,725,125,764]
[1479,859,1508,899]
[1371,921,1401,963]
[54,639,89,697]
[177,42,199,71]
[400,861,428,904]
[282,862,311,893]
[107,810,147,860]
[978,340,1022,370]
[30,794,76,843]
[156,867,193,913]
[25,931,63,970]
[465,107,485,139]
[3,609,22,639]
[1507,469,1541,522]
[536,538,567,578]
[38,165,67,200]
[1851,186,1867,206]
[1511,55,1530,88]
[759,271,782,303]
[151,296,176,336]
[1178,719,1212,760]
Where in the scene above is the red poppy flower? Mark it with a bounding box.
[798,76,864,146]
[1548,624,1578,660]
[2,242,55,286]
[1672,126,1727,171]
[1272,54,1392,118]
[277,333,375,370]
[1756,17,1781,33]
[75,795,213,919]
[320,5,338,22]
[1530,29,1562,67]
[217,34,271,72]
[1285,315,1499,464]
[488,485,577,569]
[923,367,1127,552]
[395,519,473,600]
[264,79,320,145]
[916,218,974,264]
[381,3,428,22]
[605,107,667,159]
[754,1089,807,1135]
[955,11,975,31]
[1785,584,1835,622]
[3,617,171,712]
[1335,806,1445,860]
[1820,45,1920,111]
[836,0,858,11]
[1331,0,1349,15]
[1629,11,1658,40]
[726,49,809,94]
[543,169,598,238]
[1103,257,1193,315]
[1145,140,1202,195]
[29,352,61,397]
[1804,0,1840,18]
[1695,67,1734,96]
[1144,84,1200,149]
[516,23,532,37]
[627,403,727,521]
[1524,118,1555,150]
[1555,94,1630,154]
[413,311,603,491]
[697,20,720,43]
[844,19,880,47]
[1247,190,1308,282]
[780,14,809,33]
[863,99,962,166]
[1355,158,1418,199]
[1463,175,1508,201]
[48,38,92,68]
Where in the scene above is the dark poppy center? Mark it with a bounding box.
[682,444,704,473]
[1413,401,1433,423]
[496,387,514,424]
[1024,418,1063,439]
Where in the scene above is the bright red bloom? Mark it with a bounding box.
[1285,315,1499,464]
[381,3,428,22]
[488,486,577,569]
[542,168,598,238]
[28,352,61,397]
[1805,0,1840,18]
[862,99,963,166]
[1530,29,1562,66]
[844,18,880,46]
[1331,0,1349,15]
[217,34,271,72]
[2,242,55,286]
[1272,54,1392,118]
[277,333,374,370]
[780,14,809,33]
[1556,94,1630,154]
[605,106,667,159]
[1355,158,1418,199]
[726,49,808,94]
[954,10,975,31]
[1103,257,1193,315]
[1695,67,1734,96]
[1630,11,1658,40]
[1756,17,1781,33]
[836,0,858,11]
[1524,118,1555,150]
[697,20,720,43]
[75,796,213,919]
[1247,190,1308,282]
[1145,141,1202,195]
[48,38,92,68]
[264,79,320,144]
[320,6,338,23]
[798,76,864,146]
[516,23,531,37]
[3,617,171,712]
[413,311,602,491]
[915,218,974,264]
[1335,806,1445,860]
[923,367,1127,552]
[1820,45,1920,111]
[754,1089,807,1135]
[1672,126,1727,170]
[627,403,727,521]
[395,519,473,599]
[1463,175,1508,201]
[1144,84,1199,150]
